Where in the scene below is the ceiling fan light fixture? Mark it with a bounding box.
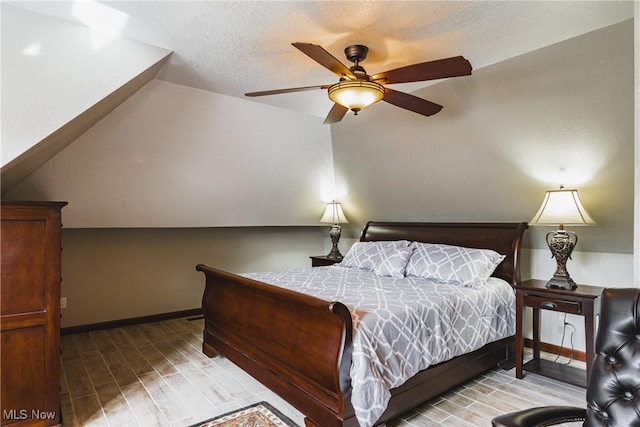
[328,80,385,113]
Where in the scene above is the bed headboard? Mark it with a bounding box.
[360,221,528,285]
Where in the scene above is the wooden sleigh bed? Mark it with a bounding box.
[196,221,528,427]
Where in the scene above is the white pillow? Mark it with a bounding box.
[372,245,414,279]
[405,242,505,288]
[339,240,410,271]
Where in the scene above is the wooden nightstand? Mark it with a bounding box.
[310,255,342,267]
[514,279,604,388]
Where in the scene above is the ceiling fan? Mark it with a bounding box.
[245,42,472,124]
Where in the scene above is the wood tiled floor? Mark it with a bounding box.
[61,317,586,426]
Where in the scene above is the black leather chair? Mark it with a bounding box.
[492,287,640,427]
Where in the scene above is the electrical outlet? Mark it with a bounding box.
[60,297,67,309]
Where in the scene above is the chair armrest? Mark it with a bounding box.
[492,406,586,427]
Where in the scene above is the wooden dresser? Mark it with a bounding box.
[1,201,66,427]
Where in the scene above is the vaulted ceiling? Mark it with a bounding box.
[7,1,634,119]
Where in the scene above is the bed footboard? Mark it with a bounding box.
[196,264,356,427]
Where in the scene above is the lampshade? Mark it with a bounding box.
[328,80,385,113]
[529,188,595,227]
[320,201,348,224]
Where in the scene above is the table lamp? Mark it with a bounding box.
[320,201,348,259]
[529,186,595,289]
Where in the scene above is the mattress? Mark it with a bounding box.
[243,265,515,427]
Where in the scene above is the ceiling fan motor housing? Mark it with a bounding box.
[343,45,370,79]
[344,45,368,64]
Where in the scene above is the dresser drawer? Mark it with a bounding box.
[525,295,581,314]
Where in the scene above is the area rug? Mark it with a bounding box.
[190,401,298,427]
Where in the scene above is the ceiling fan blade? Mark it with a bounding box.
[292,42,355,78]
[323,103,349,124]
[383,88,443,117]
[372,56,472,85]
[245,84,330,97]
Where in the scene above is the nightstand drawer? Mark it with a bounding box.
[525,295,581,314]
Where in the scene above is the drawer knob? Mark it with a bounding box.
[540,301,558,310]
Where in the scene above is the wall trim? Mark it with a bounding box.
[61,308,203,335]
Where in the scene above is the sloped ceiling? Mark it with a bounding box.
[2,1,636,232]
[1,4,173,192]
[6,1,634,119]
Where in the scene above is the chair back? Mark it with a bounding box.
[586,288,640,426]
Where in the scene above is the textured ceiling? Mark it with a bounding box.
[7,1,635,118]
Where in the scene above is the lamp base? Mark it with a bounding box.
[546,275,577,290]
[326,224,343,260]
[326,249,343,260]
[545,229,578,290]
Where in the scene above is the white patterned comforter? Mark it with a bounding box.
[242,266,515,427]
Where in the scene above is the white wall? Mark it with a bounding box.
[6,80,336,227]
[635,1,640,284]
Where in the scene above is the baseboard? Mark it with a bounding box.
[524,338,586,363]
[61,308,203,335]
